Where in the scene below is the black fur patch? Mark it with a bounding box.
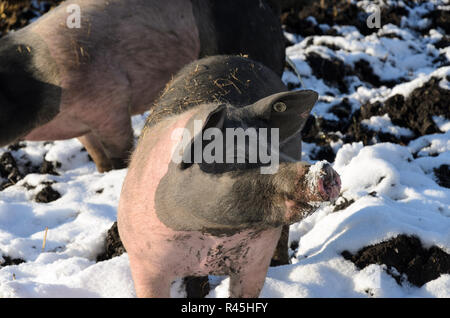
[0,33,61,145]
[191,0,285,76]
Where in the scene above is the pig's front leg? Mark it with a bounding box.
[128,254,174,298]
[228,227,282,298]
[229,269,269,298]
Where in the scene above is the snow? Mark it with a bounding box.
[1,1,449,298]
[361,114,415,137]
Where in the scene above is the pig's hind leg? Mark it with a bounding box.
[78,132,112,172]
[79,114,134,173]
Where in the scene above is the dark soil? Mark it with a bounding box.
[342,235,450,287]
[346,77,450,145]
[0,149,62,191]
[423,7,450,35]
[434,165,450,188]
[0,0,62,37]
[35,185,61,203]
[0,152,22,190]
[333,196,355,212]
[304,52,402,94]
[305,52,350,93]
[281,0,411,38]
[281,0,447,39]
[96,222,126,262]
[40,160,60,176]
[0,255,25,267]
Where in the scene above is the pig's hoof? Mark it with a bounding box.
[317,164,341,201]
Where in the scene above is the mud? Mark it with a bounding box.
[34,184,60,203]
[0,152,22,190]
[0,255,25,267]
[434,165,450,189]
[96,222,126,262]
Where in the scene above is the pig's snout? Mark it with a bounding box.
[315,164,341,202]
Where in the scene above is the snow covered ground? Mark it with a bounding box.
[0,0,449,297]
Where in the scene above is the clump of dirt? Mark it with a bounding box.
[434,165,449,188]
[423,7,450,35]
[35,185,60,203]
[0,255,25,267]
[342,235,450,287]
[352,59,401,88]
[282,0,369,37]
[346,77,450,145]
[0,0,62,37]
[7,142,26,151]
[333,196,355,212]
[40,160,60,176]
[1,152,63,191]
[306,52,350,93]
[305,53,401,94]
[0,152,22,190]
[96,222,126,262]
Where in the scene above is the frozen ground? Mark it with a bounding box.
[0,0,449,297]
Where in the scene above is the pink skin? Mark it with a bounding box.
[21,0,200,172]
[118,109,342,298]
[119,110,281,298]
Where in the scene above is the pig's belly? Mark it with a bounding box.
[148,226,283,277]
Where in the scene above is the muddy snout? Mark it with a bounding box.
[315,163,341,202]
[301,162,341,203]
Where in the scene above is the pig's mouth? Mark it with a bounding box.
[317,165,341,202]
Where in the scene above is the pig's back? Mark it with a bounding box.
[145,55,287,129]
[29,0,201,115]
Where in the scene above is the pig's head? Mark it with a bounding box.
[157,89,341,233]
[177,89,319,173]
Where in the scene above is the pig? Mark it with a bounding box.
[0,0,285,172]
[117,55,341,298]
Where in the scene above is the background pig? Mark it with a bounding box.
[0,0,285,172]
[118,55,341,298]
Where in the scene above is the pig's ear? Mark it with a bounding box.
[248,90,318,141]
[179,104,227,169]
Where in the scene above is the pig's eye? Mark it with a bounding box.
[273,102,287,112]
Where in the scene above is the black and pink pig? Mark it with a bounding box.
[0,0,285,172]
[118,55,341,298]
